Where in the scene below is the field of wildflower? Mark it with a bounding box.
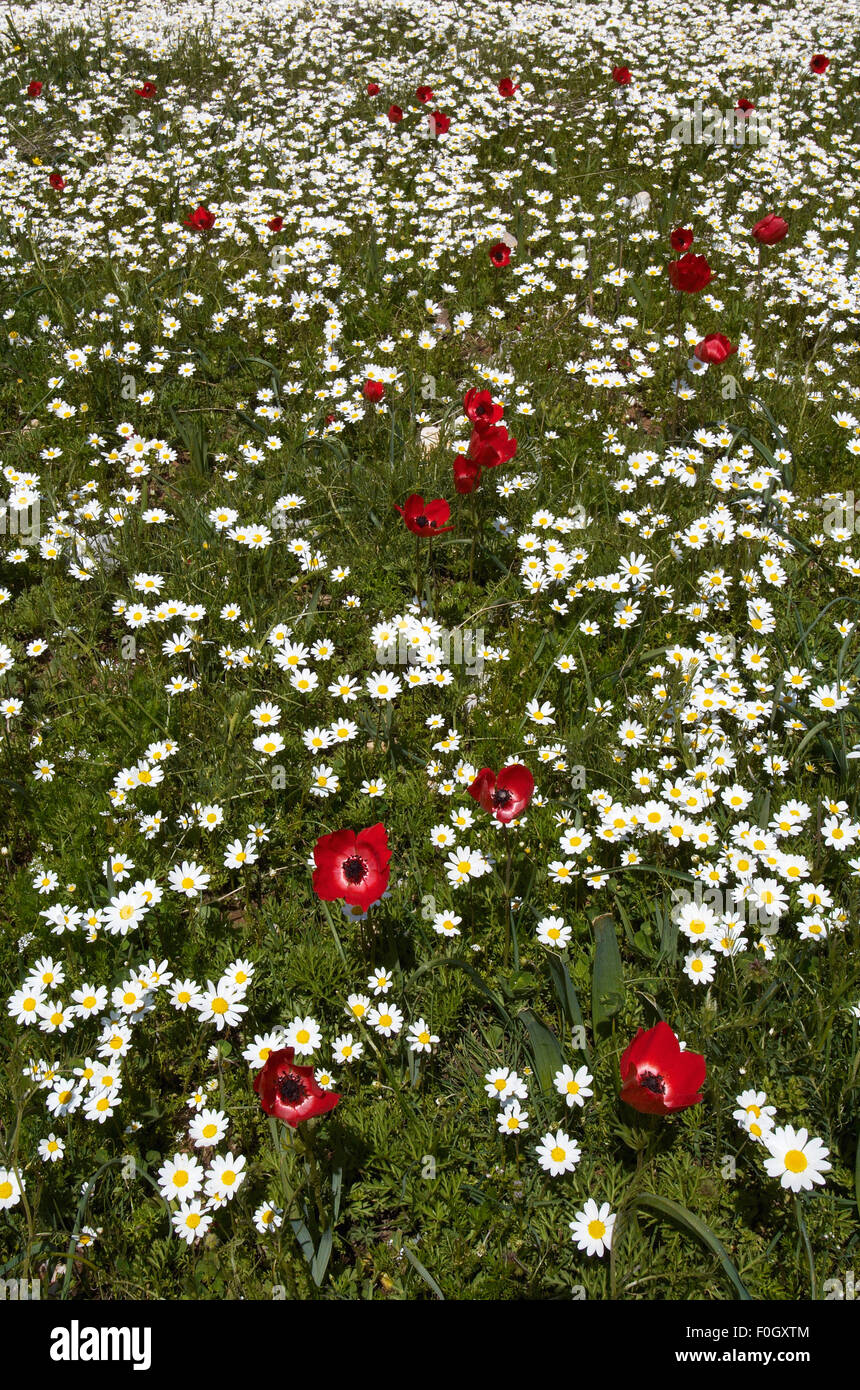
[1,0,859,1306]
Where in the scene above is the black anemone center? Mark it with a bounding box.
[491,788,513,808]
[415,515,429,527]
[277,1073,306,1105]
[639,1071,665,1094]
[343,854,368,884]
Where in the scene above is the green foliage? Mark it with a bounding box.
[0,0,858,1304]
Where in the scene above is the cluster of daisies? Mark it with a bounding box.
[734,1088,832,1194]
[243,964,440,1078]
[483,1057,615,1257]
[8,957,253,1140]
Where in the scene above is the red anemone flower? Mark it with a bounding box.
[468,764,535,824]
[27,80,43,97]
[612,66,632,85]
[366,81,381,95]
[49,172,65,190]
[363,379,385,402]
[497,77,520,97]
[267,215,284,231]
[668,252,712,293]
[184,205,216,232]
[468,422,517,470]
[751,213,788,245]
[416,85,434,103]
[694,333,736,364]
[387,104,403,123]
[430,110,450,134]
[395,493,454,536]
[735,97,755,115]
[134,81,157,98]
[620,1022,705,1115]
[463,387,504,429]
[453,456,482,494]
[669,226,693,252]
[254,1047,340,1128]
[810,54,829,74]
[488,241,511,267]
[313,824,391,910]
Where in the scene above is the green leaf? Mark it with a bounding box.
[546,952,592,1064]
[402,1244,445,1299]
[310,1227,333,1287]
[234,409,268,438]
[591,913,624,1034]
[518,1007,564,1092]
[614,895,647,954]
[318,898,347,965]
[794,1197,817,1300]
[412,956,512,1027]
[657,901,679,963]
[243,355,282,379]
[855,1120,860,1223]
[331,1161,344,1222]
[289,1217,315,1265]
[0,1242,50,1279]
[634,1193,752,1300]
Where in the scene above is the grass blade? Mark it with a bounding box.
[634,1193,752,1300]
[591,912,625,1035]
[518,1006,565,1092]
[403,1244,445,1299]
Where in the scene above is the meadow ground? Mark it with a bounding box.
[0,0,859,1303]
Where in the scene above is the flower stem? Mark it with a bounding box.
[297,1123,328,1235]
[671,293,684,442]
[503,828,513,968]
